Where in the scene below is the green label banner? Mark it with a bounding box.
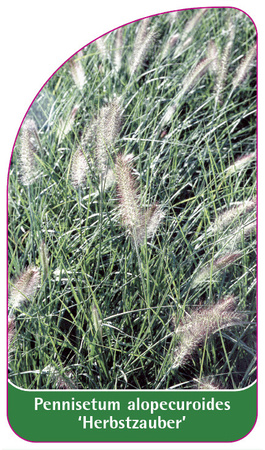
[8,381,257,442]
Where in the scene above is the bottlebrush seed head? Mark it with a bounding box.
[181,56,214,95]
[232,43,256,89]
[70,148,89,189]
[114,28,123,72]
[207,40,219,75]
[141,203,164,243]
[96,36,108,60]
[226,152,256,175]
[212,198,256,232]
[9,266,40,315]
[181,8,207,41]
[115,154,164,244]
[192,252,242,287]
[130,18,155,75]
[95,98,122,176]
[173,296,245,368]
[19,118,40,186]
[115,153,141,231]
[215,19,235,103]
[69,55,86,90]
[57,104,79,143]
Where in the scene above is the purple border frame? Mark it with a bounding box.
[6,5,258,444]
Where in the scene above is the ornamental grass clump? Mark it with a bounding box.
[173,296,245,369]
[8,266,40,318]
[115,153,164,245]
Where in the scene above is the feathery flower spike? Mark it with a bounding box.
[130,18,156,75]
[115,153,141,232]
[114,28,123,72]
[19,118,40,186]
[9,266,40,317]
[115,154,164,244]
[95,98,122,186]
[70,147,89,189]
[226,152,256,175]
[192,252,242,286]
[212,198,256,232]
[69,55,86,90]
[215,17,235,104]
[173,296,245,368]
[232,43,257,89]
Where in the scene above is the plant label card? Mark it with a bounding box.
[7,6,257,443]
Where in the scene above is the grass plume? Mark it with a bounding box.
[69,55,86,90]
[115,153,164,245]
[130,18,156,75]
[9,266,40,317]
[173,296,245,369]
[211,198,256,233]
[192,252,242,286]
[232,43,257,89]
[226,152,256,175]
[19,118,40,186]
[214,16,235,105]
[95,98,123,188]
[70,148,89,189]
[8,317,16,354]
[114,28,123,72]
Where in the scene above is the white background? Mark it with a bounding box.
[1,1,263,449]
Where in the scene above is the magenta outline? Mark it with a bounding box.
[6,4,258,445]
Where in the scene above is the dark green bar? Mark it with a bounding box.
[8,381,257,442]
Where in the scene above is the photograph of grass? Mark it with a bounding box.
[8,7,256,390]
